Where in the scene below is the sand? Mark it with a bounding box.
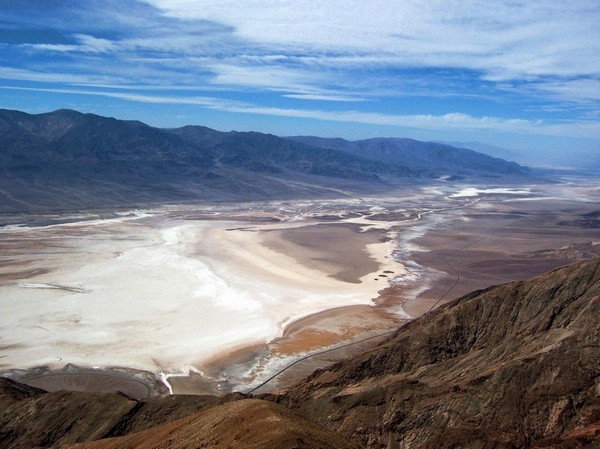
[261,223,387,283]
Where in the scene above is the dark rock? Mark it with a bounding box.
[0,108,529,213]
[276,259,600,448]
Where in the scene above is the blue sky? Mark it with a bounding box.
[1,0,599,157]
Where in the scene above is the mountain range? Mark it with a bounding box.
[0,109,528,212]
[2,258,599,448]
[446,140,600,171]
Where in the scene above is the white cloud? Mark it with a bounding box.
[0,85,240,109]
[145,0,600,80]
[207,62,320,92]
[0,66,116,85]
[74,34,118,53]
[534,79,600,103]
[23,34,117,54]
[10,1,600,106]
[4,84,599,139]
[282,94,365,102]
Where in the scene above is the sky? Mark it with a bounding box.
[1,0,599,159]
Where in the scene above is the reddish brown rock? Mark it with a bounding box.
[273,259,600,448]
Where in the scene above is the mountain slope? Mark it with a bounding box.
[67,399,360,449]
[290,135,527,176]
[1,109,528,212]
[170,127,416,179]
[0,109,218,212]
[273,258,600,448]
[0,379,359,449]
[0,377,225,449]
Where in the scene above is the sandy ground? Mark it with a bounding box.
[401,194,600,316]
[2,179,599,396]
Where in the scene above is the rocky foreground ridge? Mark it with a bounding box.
[274,258,600,448]
[2,259,599,448]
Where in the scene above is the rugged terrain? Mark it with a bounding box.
[0,108,529,212]
[2,258,599,448]
[290,135,525,175]
[0,381,358,449]
[274,258,600,448]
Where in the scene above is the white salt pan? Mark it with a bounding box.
[0,213,402,378]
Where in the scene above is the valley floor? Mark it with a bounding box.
[1,177,599,397]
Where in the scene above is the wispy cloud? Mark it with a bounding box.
[146,0,600,80]
[4,84,599,139]
[0,0,598,149]
[5,1,599,100]
[532,79,600,103]
[282,94,365,102]
[23,34,117,53]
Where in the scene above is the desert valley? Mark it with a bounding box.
[0,111,600,448]
[2,178,600,401]
[1,3,600,446]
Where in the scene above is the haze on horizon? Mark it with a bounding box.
[1,1,599,167]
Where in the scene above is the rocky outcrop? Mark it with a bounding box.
[0,378,223,449]
[273,259,600,448]
[67,399,361,449]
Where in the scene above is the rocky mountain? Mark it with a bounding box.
[289,135,527,176]
[0,380,358,449]
[2,259,599,448]
[273,258,600,448]
[0,109,528,212]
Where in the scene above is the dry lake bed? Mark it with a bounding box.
[1,178,599,396]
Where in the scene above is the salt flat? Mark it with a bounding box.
[0,201,406,391]
[2,180,598,395]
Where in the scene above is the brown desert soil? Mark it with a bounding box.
[66,398,361,449]
[261,223,386,283]
[402,199,600,316]
[271,304,401,355]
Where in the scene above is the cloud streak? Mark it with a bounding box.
[4,84,598,139]
[146,0,600,79]
[0,1,598,151]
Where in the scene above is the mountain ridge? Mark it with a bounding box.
[273,258,600,448]
[0,108,529,212]
[289,135,526,175]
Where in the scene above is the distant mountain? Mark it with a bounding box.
[289,135,526,176]
[2,259,599,448]
[169,127,415,180]
[444,140,521,161]
[448,140,600,171]
[0,109,528,212]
